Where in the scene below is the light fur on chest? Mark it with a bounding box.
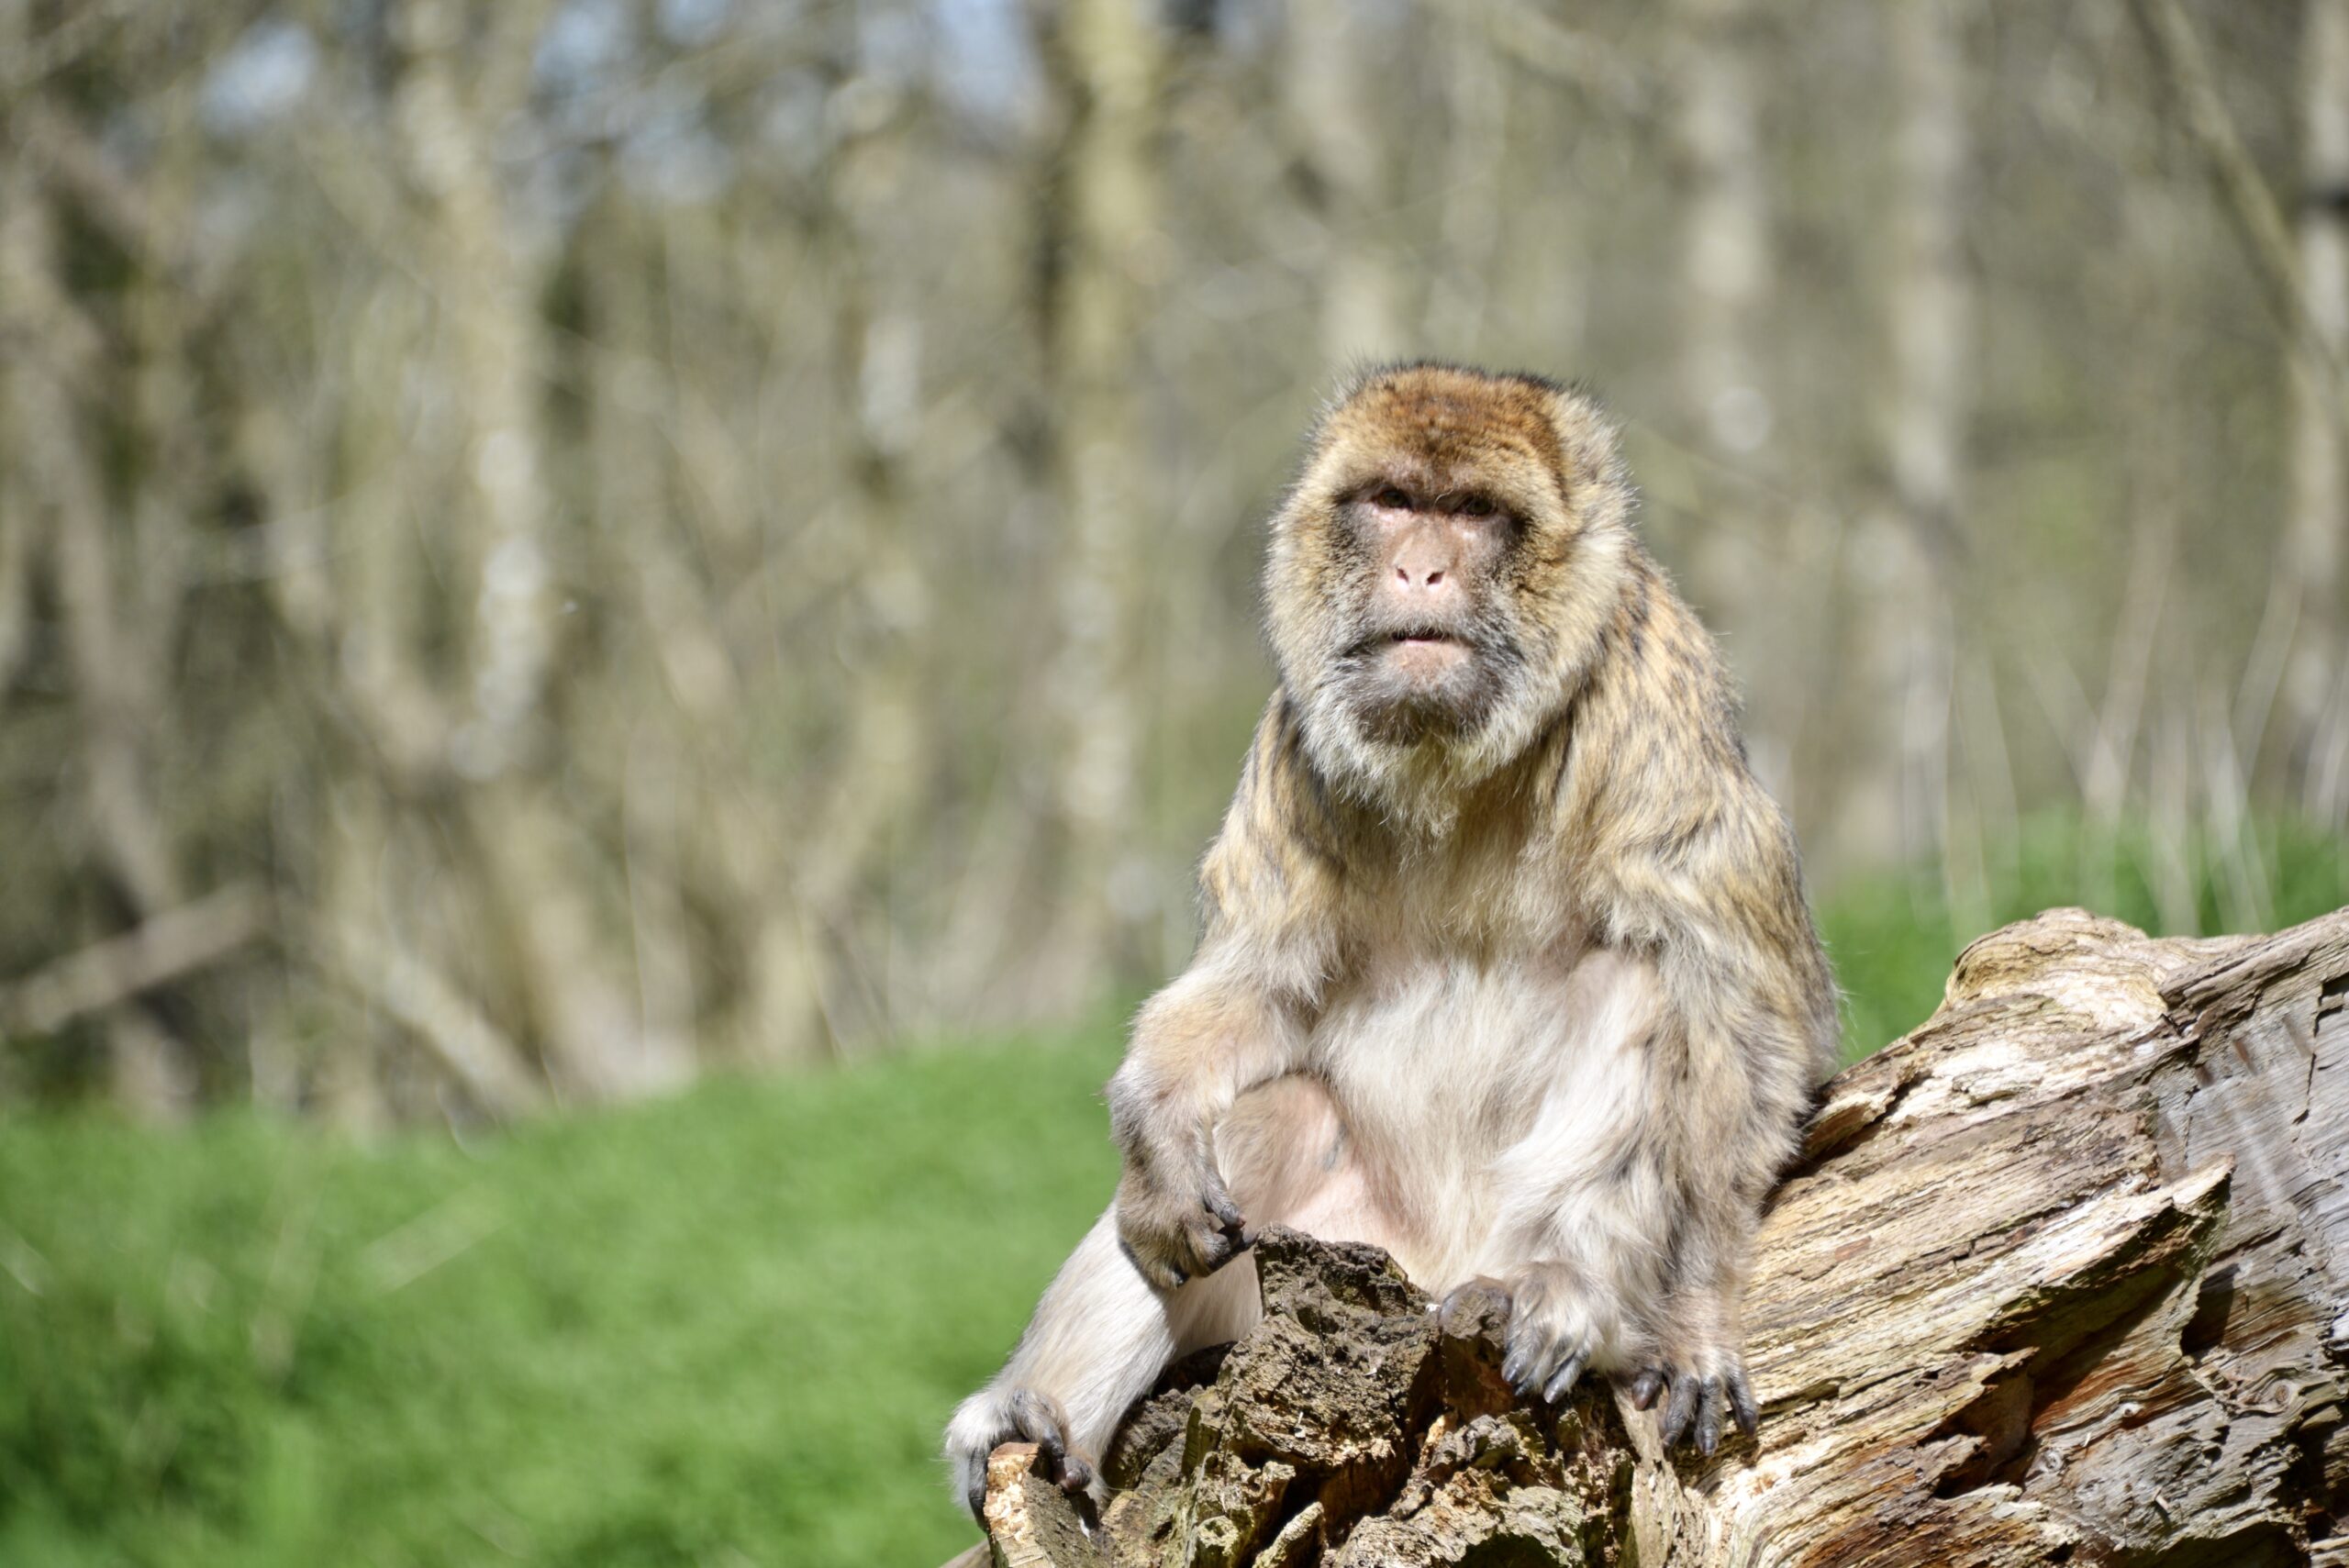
[1298,943,1662,1287]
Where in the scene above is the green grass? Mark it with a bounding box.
[1,1027,1126,1568]
[5,814,2346,1566]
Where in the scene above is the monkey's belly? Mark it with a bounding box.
[1270,946,1663,1290]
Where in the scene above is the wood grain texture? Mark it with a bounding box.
[961,906,2349,1566]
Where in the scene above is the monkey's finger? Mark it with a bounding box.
[1201,1179,1246,1233]
[1056,1451,1097,1496]
[1627,1368,1666,1410]
[1662,1371,1701,1446]
[1542,1349,1589,1404]
[1502,1326,1553,1395]
[1726,1369,1761,1437]
[1189,1221,1245,1276]
[1695,1378,1726,1456]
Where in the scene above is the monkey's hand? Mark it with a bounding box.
[1113,1156,1249,1291]
[943,1386,1097,1525]
[1625,1337,1760,1458]
[1469,1260,1620,1407]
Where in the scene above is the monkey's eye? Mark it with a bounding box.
[1371,485,1411,510]
[1459,495,1495,518]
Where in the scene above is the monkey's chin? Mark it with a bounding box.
[1345,662,1490,750]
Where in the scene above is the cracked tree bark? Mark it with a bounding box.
[952,905,2349,1566]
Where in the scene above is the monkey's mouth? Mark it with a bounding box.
[1347,628,1483,717]
[1346,628,1477,660]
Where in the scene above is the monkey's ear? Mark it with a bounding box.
[1544,384,1623,479]
[1543,384,1633,530]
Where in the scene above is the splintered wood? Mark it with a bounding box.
[959,906,2349,1567]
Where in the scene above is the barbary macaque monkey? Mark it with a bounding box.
[947,363,1837,1519]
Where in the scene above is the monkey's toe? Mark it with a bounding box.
[1032,1427,1096,1496]
[1502,1320,1595,1404]
[957,1389,1095,1521]
[1626,1367,1666,1409]
[1649,1364,1757,1455]
[1695,1378,1728,1455]
[1727,1368,1761,1437]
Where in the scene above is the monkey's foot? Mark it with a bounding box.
[1626,1352,1758,1458]
[944,1386,1097,1523]
[1459,1262,1617,1407]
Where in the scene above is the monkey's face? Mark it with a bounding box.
[1327,479,1526,748]
[1265,365,1636,806]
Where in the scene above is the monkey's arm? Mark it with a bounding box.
[1106,952,1308,1289]
[1597,797,1836,1451]
[1105,699,1335,1290]
[1477,775,1832,1451]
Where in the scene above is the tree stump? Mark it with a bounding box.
[959,906,2349,1566]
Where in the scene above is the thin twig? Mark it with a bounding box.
[0,883,268,1036]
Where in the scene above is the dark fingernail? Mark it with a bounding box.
[1542,1351,1587,1403]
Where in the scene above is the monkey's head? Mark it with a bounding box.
[1265,363,1636,818]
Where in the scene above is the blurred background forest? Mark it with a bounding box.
[5,0,2348,1119]
[6,0,2349,1564]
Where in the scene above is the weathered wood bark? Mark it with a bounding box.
[959,906,2349,1566]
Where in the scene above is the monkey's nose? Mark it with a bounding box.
[1396,563,1446,589]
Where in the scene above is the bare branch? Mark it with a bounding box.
[0,884,269,1037]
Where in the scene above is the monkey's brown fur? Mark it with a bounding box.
[947,363,1837,1519]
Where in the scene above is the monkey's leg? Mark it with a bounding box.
[944,1207,1253,1522]
[1623,1198,1764,1454]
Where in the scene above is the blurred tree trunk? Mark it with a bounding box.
[378,0,652,1102]
[1424,8,1508,351]
[1034,0,1169,1006]
[1288,0,1407,361]
[1835,0,1969,875]
[0,105,196,1116]
[1673,0,1771,471]
[1669,0,1824,842]
[794,47,932,1052]
[2289,0,2349,818]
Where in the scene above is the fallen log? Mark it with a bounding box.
[955,906,2349,1567]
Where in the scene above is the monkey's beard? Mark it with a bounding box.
[1301,621,1547,835]
[1339,634,1507,747]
